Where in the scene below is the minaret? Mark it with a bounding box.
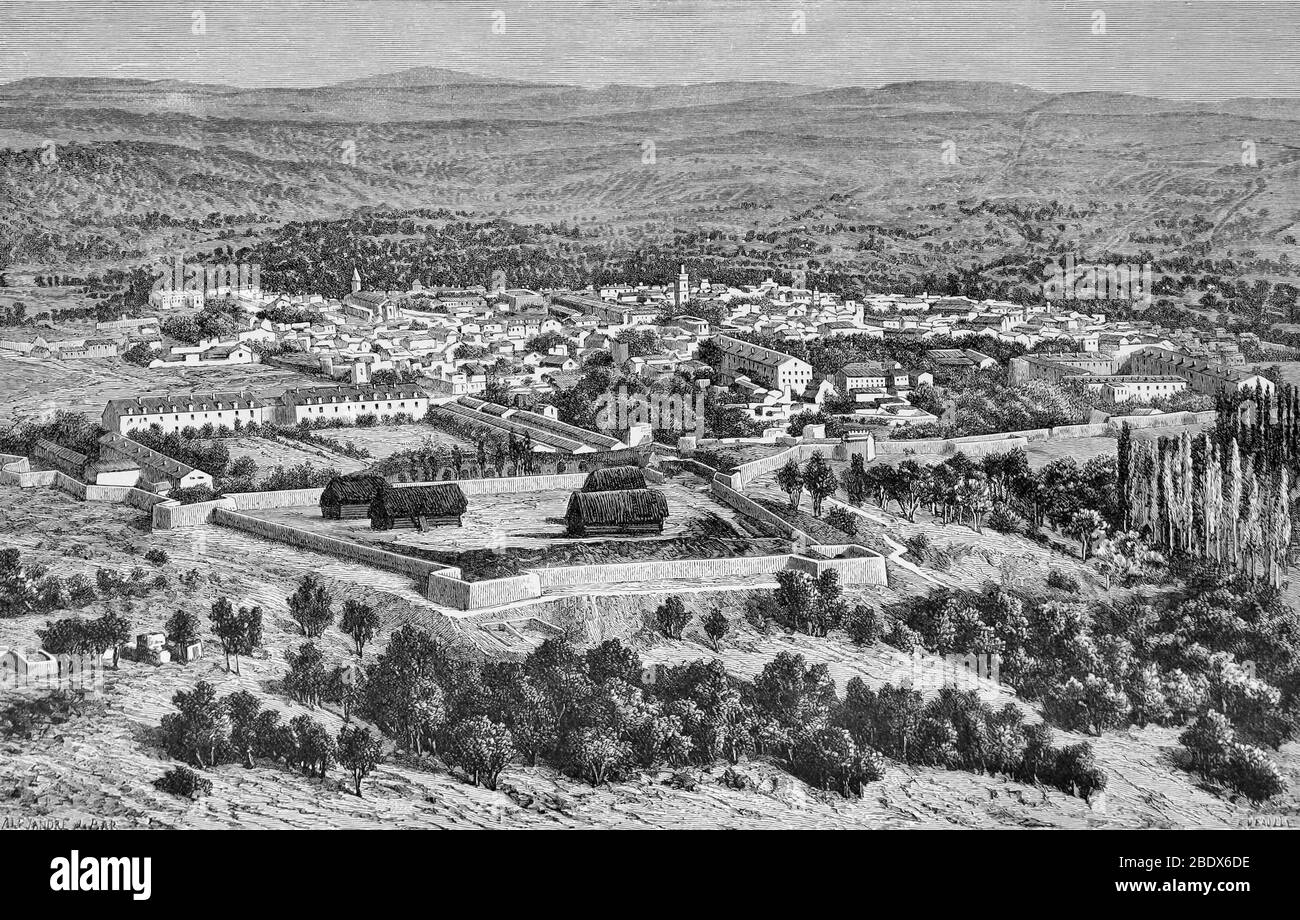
[675,264,690,309]
[351,267,362,295]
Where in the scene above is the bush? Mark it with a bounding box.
[1179,710,1286,802]
[903,533,929,561]
[171,485,220,505]
[1046,569,1080,593]
[144,548,170,566]
[1224,743,1287,803]
[154,765,212,800]
[986,506,1023,534]
[825,507,859,538]
[845,603,885,645]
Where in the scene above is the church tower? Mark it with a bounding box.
[351,267,362,294]
[674,264,690,309]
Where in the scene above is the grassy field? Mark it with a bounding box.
[874,421,1214,472]
[243,477,756,556]
[215,435,368,481]
[318,423,475,460]
[0,353,319,425]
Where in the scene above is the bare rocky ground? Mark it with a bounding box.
[1,486,1297,829]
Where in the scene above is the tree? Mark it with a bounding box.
[776,458,804,511]
[162,681,229,768]
[210,599,262,674]
[450,716,515,790]
[92,609,132,669]
[284,642,329,708]
[37,617,91,655]
[702,607,729,651]
[337,725,384,797]
[1065,509,1107,561]
[890,460,931,522]
[571,726,630,786]
[655,595,690,640]
[290,714,336,778]
[361,625,448,755]
[225,689,263,768]
[165,609,202,647]
[802,451,838,518]
[288,573,334,638]
[340,599,380,657]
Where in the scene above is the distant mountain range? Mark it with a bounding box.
[0,68,1296,286]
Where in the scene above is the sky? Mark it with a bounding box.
[0,0,1296,99]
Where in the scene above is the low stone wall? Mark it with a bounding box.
[212,508,450,582]
[790,552,889,584]
[225,488,324,510]
[719,443,832,492]
[450,473,590,495]
[153,498,228,530]
[1047,423,1112,439]
[426,571,542,609]
[1003,428,1053,442]
[878,434,1028,456]
[0,453,57,488]
[532,554,794,588]
[1109,409,1215,431]
[709,479,812,545]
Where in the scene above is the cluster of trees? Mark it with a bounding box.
[776,451,840,518]
[0,410,104,460]
[160,306,235,345]
[533,355,757,442]
[881,576,1297,802]
[8,551,174,620]
[1120,426,1291,586]
[838,681,1106,800]
[1,547,96,617]
[158,682,384,797]
[844,449,1127,563]
[349,624,883,797]
[35,609,132,668]
[128,428,231,477]
[900,377,1092,440]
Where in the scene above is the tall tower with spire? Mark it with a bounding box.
[351,267,362,295]
[674,264,690,309]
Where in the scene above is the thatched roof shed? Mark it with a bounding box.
[565,488,668,536]
[581,465,647,493]
[369,482,468,531]
[321,474,388,519]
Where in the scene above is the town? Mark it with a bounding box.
[2,0,1299,851]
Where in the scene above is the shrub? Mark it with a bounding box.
[1224,743,1287,803]
[654,596,690,640]
[1046,569,1080,593]
[154,765,212,800]
[825,507,859,538]
[986,506,1023,534]
[1052,742,1108,799]
[64,573,96,605]
[903,533,929,561]
[144,548,169,566]
[845,603,885,645]
[171,485,220,505]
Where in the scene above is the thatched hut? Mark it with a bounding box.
[580,465,647,493]
[369,482,468,531]
[321,474,388,520]
[564,488,668,536]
